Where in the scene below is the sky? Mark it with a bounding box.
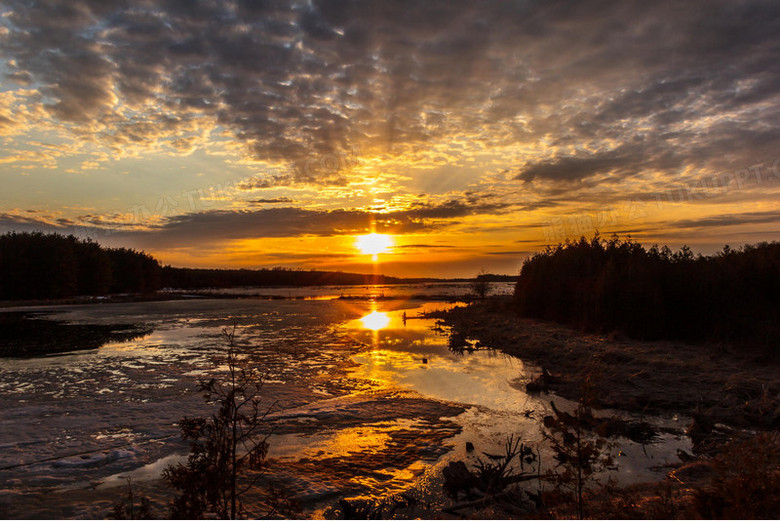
[1,0,780,278]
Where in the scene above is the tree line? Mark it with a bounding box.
[161,266,405,289]
[0,232,161,299]
[0,232,425,300]
[515,235,780,357]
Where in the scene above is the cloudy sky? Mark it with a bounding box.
[2,0,780,277]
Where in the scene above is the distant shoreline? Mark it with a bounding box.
[0,231,518,304]
[0,292,189,309]
[0,282,504,310]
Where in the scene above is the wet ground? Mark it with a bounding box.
[0,286,691,518]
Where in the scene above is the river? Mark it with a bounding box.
[0,283,689,518]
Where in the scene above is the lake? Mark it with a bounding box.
[0,283,688,518]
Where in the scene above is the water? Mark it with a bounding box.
[0,283,689,518]
[162,281,515,300]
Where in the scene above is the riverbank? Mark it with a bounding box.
[445,297,780,429]
[444,297,780,517]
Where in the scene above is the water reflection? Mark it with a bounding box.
[360,310,390,331]
[346,306,531,413]
[340,301,691,488]
[0,311,153,358]
[0,296,691,518]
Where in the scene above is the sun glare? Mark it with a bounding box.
[355,233,393,261]
[360,310,391,331]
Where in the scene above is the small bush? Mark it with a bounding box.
[543,378,616,518]
[443,435,539,503]
[692,431,780,518]
[111,477,152,520]
[164,326,276,519]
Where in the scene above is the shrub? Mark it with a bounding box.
[164,326,276,519]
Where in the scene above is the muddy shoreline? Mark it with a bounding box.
[443,297,780,517]
[444,297,780,430]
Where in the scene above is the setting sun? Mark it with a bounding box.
[355,233,393,260]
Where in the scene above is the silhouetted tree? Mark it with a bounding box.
[515,235,780,356]
[164,326,276,519]
[0,232,161,299]
[107,247,161,294]
[71,237,112,295]
[471,269,491,300]
[160,265,405,289]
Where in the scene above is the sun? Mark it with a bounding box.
[355,233,393,261]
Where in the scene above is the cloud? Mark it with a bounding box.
[101,196,519,248]
[396,199,513,220]
[484,251,533,256]
[0,210,63,233]
[669,210,780,230]
[248,197,296,204]
[2,0,778,187]
[397,244,455,249]
[516,148,639,183]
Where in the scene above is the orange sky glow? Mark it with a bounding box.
[2,1,780,277]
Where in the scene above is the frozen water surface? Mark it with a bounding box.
[0,284,689,518]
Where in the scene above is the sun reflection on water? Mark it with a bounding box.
[360,310,390,330]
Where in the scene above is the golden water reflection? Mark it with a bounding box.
[359,310,391,330]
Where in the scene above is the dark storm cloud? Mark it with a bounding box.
[3,0,780,185]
